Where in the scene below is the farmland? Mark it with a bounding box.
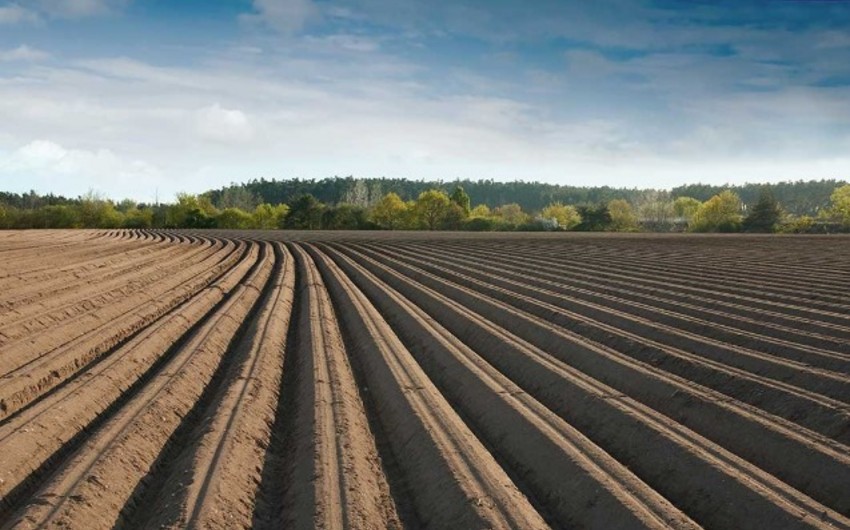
[0,229,849,529]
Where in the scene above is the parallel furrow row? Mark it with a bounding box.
[0,230,848,530]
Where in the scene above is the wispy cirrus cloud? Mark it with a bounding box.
[0,44,50,61]
[0,3,39,24]
[241,0,319,34]
[0,0,127,24]
[36,0,127,17]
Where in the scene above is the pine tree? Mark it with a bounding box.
[743,189,782,233]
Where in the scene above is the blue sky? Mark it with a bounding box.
[0,0,849,200]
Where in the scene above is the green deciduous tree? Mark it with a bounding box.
[441,203,467,230]
[469,204,491,218]
[414,189,451,230]
[42,205,81,228]
[673,197,702,221]
[166,193,218,228]
[371,192,408,229]
[122,207,154,228]
[541,202,581,230]
[689,191,743,232]
[78,191,124,228]
[216,207,255,229]
[400,200,418,229]
[607,199,639,231]
[636,191,675,230]
[116,198,139,212]
[252,203,289,229]
[827,184,850,226]
[493,203,528,227]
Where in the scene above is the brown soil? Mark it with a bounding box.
[1,229,849,530]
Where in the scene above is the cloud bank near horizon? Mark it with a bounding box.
[0,0,848,201]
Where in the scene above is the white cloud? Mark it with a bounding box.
[0,3,39,24]
[304,34,380,53]
[242,0,318,34]
[0,139,161,198]
[195,104,254,144]
[0,0,125,23]
[0,45,50,62]
[3,139,159,179]
[32,0,126,17]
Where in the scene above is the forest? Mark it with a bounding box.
[203,177,845,217]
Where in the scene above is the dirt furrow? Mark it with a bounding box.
[0,238,257,514]
[0,234,190,314]
[448,239,850,326]
[0,241,249,420]
[342,243,850,517]
[0,239,224,343]
[0,232,112,269]
[3,230,848,529]
[375,243,850,437]
[178,243,294,530]
[481,241,850,314]
[424,241,850,347]
[491,237,850,286]
[312,243,550,529]
[0,239,239,373]
[0,242,273,530]
[0,234,164,288]
[547,242,850,293]
[332,242,850,529]
[0,231,88,256]
[313,244,700,530]
[2,231,205,292]
[388,243,850,385]
[249,244,402,530]
[119,243,295,530]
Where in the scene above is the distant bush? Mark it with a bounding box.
[217,207,255,229]
[322,204,370,230]
[689,191,743,233]
[462,217,497,231]
[778,215,814,234]
[541,202,581,230]
[42,205,81,228]
[575,204,612,231]
[516,221,547,232]
[123,208,154,229]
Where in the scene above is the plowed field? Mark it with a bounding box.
[1,229,848,529]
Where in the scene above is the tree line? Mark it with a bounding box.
[2,183,850,233]
[201,177,846,217]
